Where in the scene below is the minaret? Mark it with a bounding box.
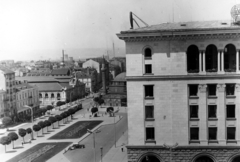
[101,57,107,95]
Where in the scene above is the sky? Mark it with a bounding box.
[0,0,239,61]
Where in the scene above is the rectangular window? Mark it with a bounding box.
[146,127,155,140]
[227,105,235,118]
[190,105,198,118]
[208,84,216,96]
[145,85,154,98]
[145,106,154,119]
[190,127,199,140]
[208,105,217,118]
[145,64,152,74]
[227,127,236,140]
[208,127,217,140]
[226,84,235,96]
[189,85,198,96]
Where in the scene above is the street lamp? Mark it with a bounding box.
[87,129,100,162]
[100,147,103,162]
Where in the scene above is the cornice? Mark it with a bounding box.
[117,32,240,42]
[126,74,240,81]
[126,145,240,149]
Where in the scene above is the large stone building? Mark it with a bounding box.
[0,66,17,119]
[0,90,7,118]
[117,20,240,162]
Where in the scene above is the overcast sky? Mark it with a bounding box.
[0,0,238,61]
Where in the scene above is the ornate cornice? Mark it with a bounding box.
[118,33,240,42]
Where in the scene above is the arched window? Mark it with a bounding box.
[187,45,199,73]
[45,93,48,98]
[144,48,152,59]
[206,45,218,72]
[195,156,214,162]
[57,93,61,99]
[39,93,42,98]
[51,93,54,98]
[224,44,236,72]
[140,155,161,162]
[232,156,240,162]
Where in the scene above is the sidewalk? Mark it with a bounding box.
[100,130,128,162]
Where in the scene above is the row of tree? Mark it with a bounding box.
[0,105,82,153]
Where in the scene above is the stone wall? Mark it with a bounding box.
[127,146,240,162]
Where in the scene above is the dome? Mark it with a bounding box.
[114,72,126,81]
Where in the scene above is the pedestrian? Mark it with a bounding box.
[121,147,124,152]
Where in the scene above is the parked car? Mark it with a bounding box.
[68,143,85,150]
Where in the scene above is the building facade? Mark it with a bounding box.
[15,80,39,119]
[0,90,7,118]
[117,20,240,162]
[0,66,17,119]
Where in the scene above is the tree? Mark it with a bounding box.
[91,107,98,114]
[26,128,34,140]
[48,116,57,128]
[68,108,75,119]
[18,128,27,143]
[55,115,62,127]
[41,108,47,116]
[44,120,51,131]
[2,117,12,130]
[38,121,45,135]
[0,136,11,153]
[33,124,41,137]
[46,105,54,111]
[7,132,18,149]
[60,113,66,124]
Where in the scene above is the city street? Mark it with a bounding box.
[65,112,127,162]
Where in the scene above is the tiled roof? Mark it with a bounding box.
[121,20,240,33]
[28,82,64,92]
[51,68,70,75]
[0,65,14,74]
[16,76,56,82]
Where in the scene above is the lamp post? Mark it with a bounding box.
[100,147,103,162]
[87,129,100,162]
[163,143,178,162]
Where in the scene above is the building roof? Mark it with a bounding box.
[16,76,56,82]
[120,20,240,33]
[75,71,90,78]
[51,68,70,75]
[15,82,33,90]
[29,82,64,92]
[0,65,14,74]
[114,72,126,81]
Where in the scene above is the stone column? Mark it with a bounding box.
[236,84,240,144]
[217,50,221,74]
[221,50,224,74]
[202,51,206,73]
[217,84,226,145]
[198,84,208,145]
[199,52,202,73]
[236,50,239,74]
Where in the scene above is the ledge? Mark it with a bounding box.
[226,95,236,99]
[145,97,154,100]
[126,145,240,149]
[143,73,154,75]
[189,140,200,144]
[226,118,236,121]
[189,96,199,99]
[145,118,155,121]
[227,140,237,144]
[208,118,218,121]
[208,96,218,99]
[145,140,156,144]
[190,118,199,121]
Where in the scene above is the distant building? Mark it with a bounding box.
[102,72,127,107]
[0,90,7,118]
[75,68,98,93]
[51,68,71,76]
[0,66,17,119]
[15,80,39,119]
[17,76,85,106]
[14,68,28,77]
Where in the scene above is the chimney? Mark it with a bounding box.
[62,50,64,63]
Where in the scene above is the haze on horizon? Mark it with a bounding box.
[0,0,238,61]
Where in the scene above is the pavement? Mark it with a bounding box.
[0,96,129,162]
